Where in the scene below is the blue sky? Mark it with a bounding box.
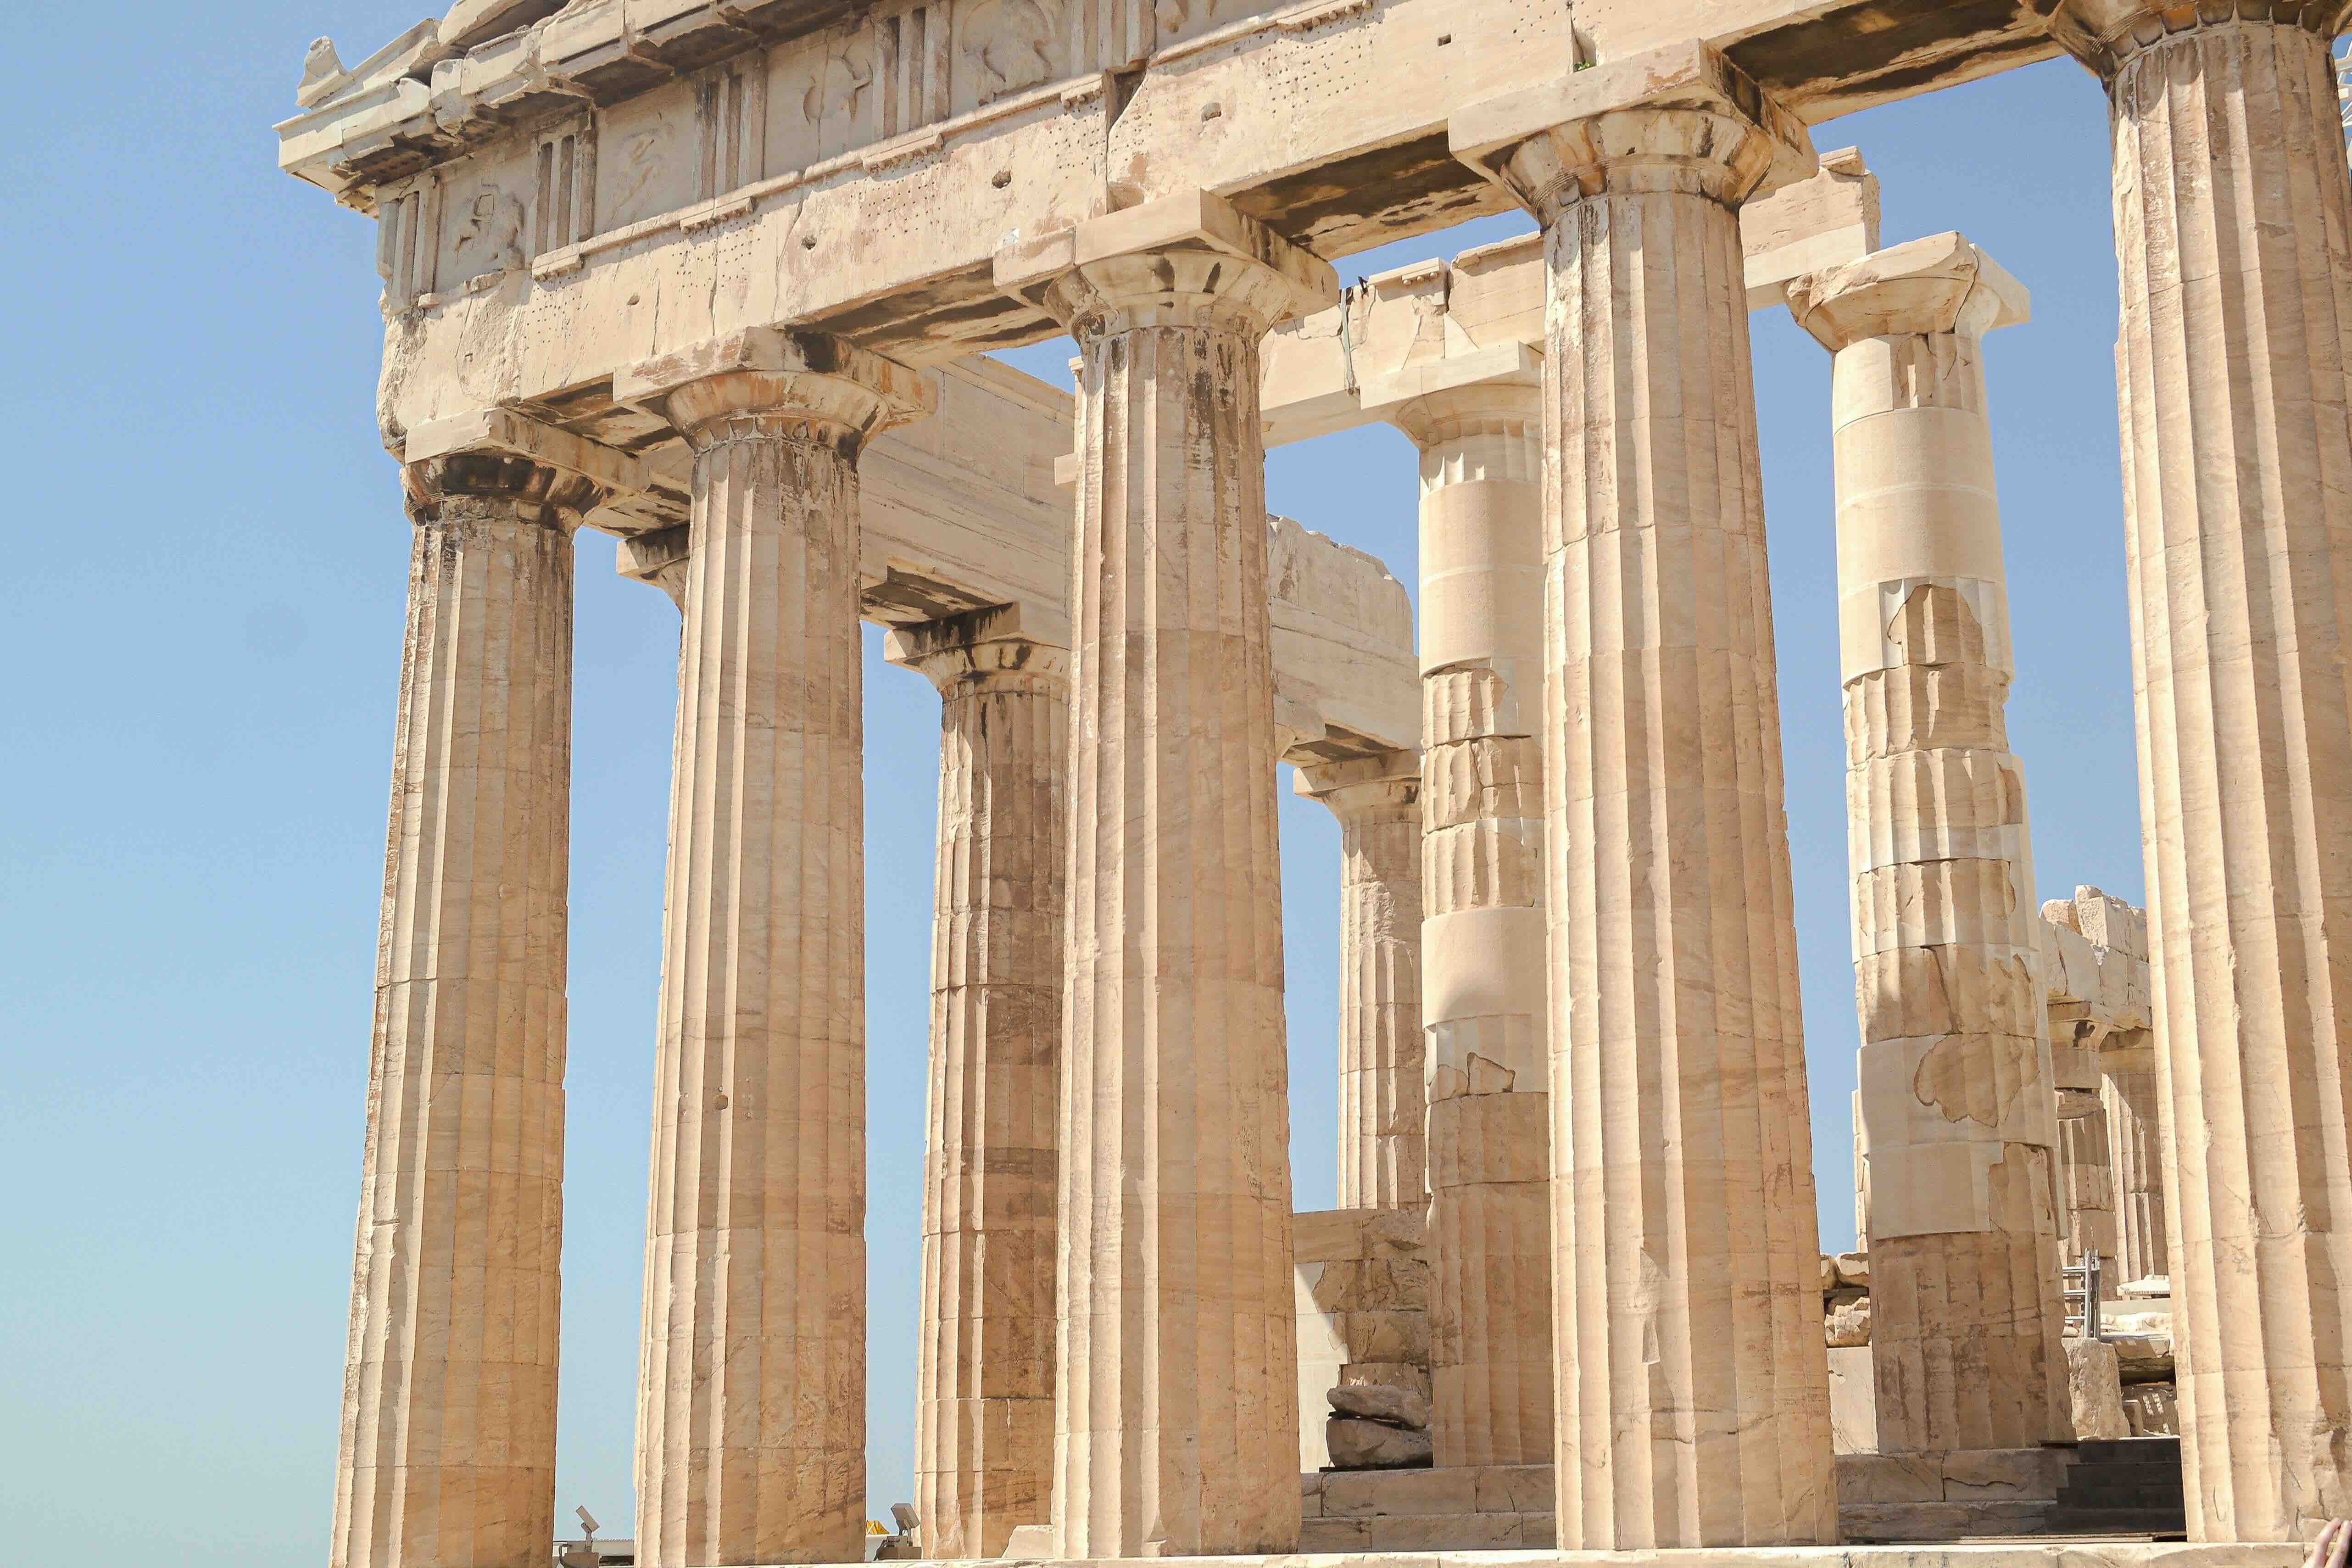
[0,7,2140,1563]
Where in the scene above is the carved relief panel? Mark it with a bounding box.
[954,0,1063,114]
[780,22,880,165]
[434,142,538,293]
[595,78,702,231]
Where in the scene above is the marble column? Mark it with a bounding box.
[614,329,930,1567]
[1454,44,1836,1547]
[2101,1029,2168,1288]
[889,607,1068,1561]
[2057,1094,2120,1275]
[1785,234,2071,1454]
[1386,379,1553,1466]
[331,453,593,1568]
[1294,752,1425,1213]
[2042,2,2352,1539]
[994,190,1335,1558]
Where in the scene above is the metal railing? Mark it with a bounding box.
[2062,1249,2106,1341]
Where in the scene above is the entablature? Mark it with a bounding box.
[286,0,2062,385]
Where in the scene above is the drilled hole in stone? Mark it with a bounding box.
[992,169,1011,188]
[1201,102,1222,120]
[1437,32,1451,43]
[801,234,818,250]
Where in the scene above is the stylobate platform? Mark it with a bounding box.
[787,1547,2305,1568]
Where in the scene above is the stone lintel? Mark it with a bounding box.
[1258,155,1866,450]
[1740,145,1880,308]
[1448,39,1817,204]
[1293,748,1421,811]
[1787,231,2031,353]
[993,188,1338,324]
[2051,1041,2104,1095]
[1358,344,1542,434]
[615,326,934,444]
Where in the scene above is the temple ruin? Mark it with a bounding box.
[279,0,2352,1562]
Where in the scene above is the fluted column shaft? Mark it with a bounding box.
[2048,3,2352,1539]
[1787,234,2070,1454]
[2057,1085,2121,1275]
[1491,80,1835,1548]
[1297,755,1425,1212]
[1004,198,1332,1557]
[2101,1030,2169,1285]
[895,611,1069,1560]
[619,332,929,1567]
[332,454,587,1568]
[1393,387,1553,1467]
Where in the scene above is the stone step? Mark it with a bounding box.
[2077,1437,2180,1464]
[2045,1507,2190,1536]
[2048,1434,2185,1537]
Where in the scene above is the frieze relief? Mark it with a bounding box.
[327,0,1399,329]
[597,77,702,231]
[964,0,1062,104]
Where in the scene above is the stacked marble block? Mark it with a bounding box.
[1294,1209,1434,1473]
[1300,1466,1559,1551]
[1823,1250,1878,1454]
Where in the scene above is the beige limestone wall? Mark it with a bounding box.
[1455,44,1836,1549]
[1786,232,2069,1456]
[332,457,586,1568]
[892,609,1068,1561]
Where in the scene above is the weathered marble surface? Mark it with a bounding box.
[332,458,589,1568]
[1296,757,1426,1214]
[998,190,1335,1557]
[622,331,930,1567]
[2047,4,2352,1540]
[1392,375,1552,1472]
[891,610,1068,1561]
[1788,231,2068,1458]
[1455,42,1834,1551]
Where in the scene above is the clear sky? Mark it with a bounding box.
[1,6,2146,1564]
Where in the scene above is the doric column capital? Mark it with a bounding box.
[994,188,1339,348]
[883,604,1069,696]
[399,451,597,530]
[1361,346,1544,458]
[615,327,933,458]
[1786,231,2031,352]
[2031,0,2352,80]
[1293,748,1420,820]
[1451,41,1815,224]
